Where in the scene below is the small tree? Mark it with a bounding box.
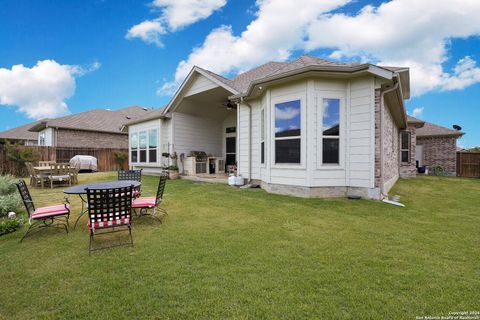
[5,143,40,176]
[113,151,128,170]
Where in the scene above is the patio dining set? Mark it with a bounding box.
[15,169,168,254]
[25,161,79,189]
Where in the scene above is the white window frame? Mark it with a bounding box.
[260,108,265,166]
[39,132,46,146]
[148,129,158,163]
[271,93,306,169]
[130,128,159,165]
[317,93,345,169]
[400,131,411,163]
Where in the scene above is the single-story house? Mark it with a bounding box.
[26,106,154,149]
[407,116,463,176]
[123,54,458,199]
[0,120,43,146]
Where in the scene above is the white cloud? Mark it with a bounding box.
[0,60,98,119]
[160,0,480,97]
[409,107,424,118]
[127,0,226,47]
[159,0,349,94]
[126,20,166,46]
[275,106,300,120]
[305,0,480,96]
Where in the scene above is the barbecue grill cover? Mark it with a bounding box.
[69,155,98,171]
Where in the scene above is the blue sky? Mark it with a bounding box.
[0,0,479,147]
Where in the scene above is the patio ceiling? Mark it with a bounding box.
[176,86,235,121]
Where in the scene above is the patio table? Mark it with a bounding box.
[64,180,141,229]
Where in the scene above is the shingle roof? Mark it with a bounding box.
[408,116,464,137]
[123,107,166,126]
[0,120,43,141]
[30,106,155,134]
[205,54,378,95]
[229,61,289,93]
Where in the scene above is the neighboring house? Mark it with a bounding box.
[408,116,464,176]
[28,106,154,149]
[0,120,44,146]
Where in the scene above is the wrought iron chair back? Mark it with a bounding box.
[85,186,134,230]
[16,179,35,218]
[155,173,168,206]
[118,169,142,182]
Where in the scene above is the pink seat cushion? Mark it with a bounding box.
[88,217,130,230]
[132,197,157,208]
[133,190,142,198]
[32,204,70,220]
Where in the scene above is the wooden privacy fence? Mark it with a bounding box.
[457,151,480,178]
[0,145,128,175]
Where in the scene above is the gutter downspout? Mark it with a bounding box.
[240,97,252,183]
[379,76,399,197]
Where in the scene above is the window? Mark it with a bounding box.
[261,109,265,164]
[401,132,411,163]
[275,100,301,164]
[139,131,147,163]
[322,98,340,164]
[39,132,46,146]
[130,133,138,163]
[226,127,236,134]
[149,129,157,163]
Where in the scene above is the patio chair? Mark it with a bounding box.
[69,165,79,185]
[132,173,167,221]
[86,185,135,254]
[118,169,142,198]
[48,163,71,189]
[16,179,70,242]
[25,162,43,187]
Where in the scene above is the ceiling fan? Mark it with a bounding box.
[219,101,236,110]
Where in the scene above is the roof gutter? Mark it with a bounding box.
[240,97,252,183]
[229,64,389,100]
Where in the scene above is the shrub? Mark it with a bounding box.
[0,175,21,216]
[0,175,18,195]
[4,143,40,176]
[431,165,445,176]
[0,217,23,236]
[113,151,128,170]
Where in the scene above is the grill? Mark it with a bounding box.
[190,151,208,174]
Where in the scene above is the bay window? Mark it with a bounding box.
[322,98,340,164]
[275,100,301,164]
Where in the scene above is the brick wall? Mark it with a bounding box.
[374,89,401,189]
[416,136,457,175]
[56,129,128,149]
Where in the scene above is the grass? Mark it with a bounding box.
[0,173,479,319]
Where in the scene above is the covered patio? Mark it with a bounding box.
[170,80,238,178]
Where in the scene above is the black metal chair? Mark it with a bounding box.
[131,173,167,221]
[86,185,134,254]
[118,169,142,198]
[16,180,70,242]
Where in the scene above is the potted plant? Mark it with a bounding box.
[168,152,179,179]
[168,165,179,180]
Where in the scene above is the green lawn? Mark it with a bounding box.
[1,173,479,319]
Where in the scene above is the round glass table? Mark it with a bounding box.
[64,180,141,229]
